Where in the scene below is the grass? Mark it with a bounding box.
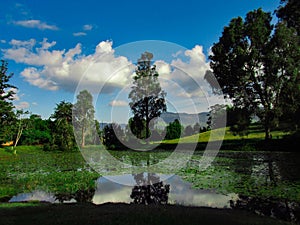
[162,126,290,144]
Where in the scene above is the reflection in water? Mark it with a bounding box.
[92,174,238,208]
[130,173,170,204]
[9,190,56,203]
[9,189,95,204]
[230,195,300,223]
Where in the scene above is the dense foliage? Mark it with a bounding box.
[207,7,300,139]
[129,52,167,139]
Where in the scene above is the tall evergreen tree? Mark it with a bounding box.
[128,52,167,140]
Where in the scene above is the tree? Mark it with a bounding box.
[0,60,16,143]
[207,8,300,140]
[51,101,76,151]
[73,90,95,147]
[102,123,124,150]
[128,116,147,139]
[184,125,194,137]
[276,0,300,35]
[265,21,300,130]
[227,107,252,137]
[165,119,183,140]
[10,110,30,154]
[20,114,52,145]
[206,104,227,130]
[128,52,167,140]
[193,122,201,134]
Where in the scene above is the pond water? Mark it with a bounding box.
[5,150,300,223]
[10,174,238,208]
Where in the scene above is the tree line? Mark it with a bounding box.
[206,0,300,140]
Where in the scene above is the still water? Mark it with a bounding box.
[10,174,238,208]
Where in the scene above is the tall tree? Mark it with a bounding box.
[0,60,16,143]
[73,90,95,147]
[165,119,183,140]
[276,0,300,130]
[12,110,29,154]
[207,8,300,139]
[128,52,167,139]
[51,101,76,151]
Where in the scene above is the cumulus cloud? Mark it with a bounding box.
[13,19,58,30]
[109,100,128,107]
[3,39,134,93]
[154,45,222,113]
[73,32,87,37]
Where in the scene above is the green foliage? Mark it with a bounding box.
[0,60,16,143]
[73,90,96,147]
[165,119,183,140]
[128,117,148,139]
[50,101,77,151]
[20,115,52,145]
[128,52,167,139]
[102,123,125,150]
[277,0,300,35]
[207,8,300,139]
[227,106,252,137]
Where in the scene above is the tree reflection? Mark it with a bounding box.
[130,173,170,205]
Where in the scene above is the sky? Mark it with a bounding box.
[0,0,280,123]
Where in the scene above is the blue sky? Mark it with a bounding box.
[1,0,280,123]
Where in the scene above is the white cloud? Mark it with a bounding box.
[13,20,58,30]
[73,32,87,37]
[83,24,93,31]
[109,100,128,107]
[15,101,30,109]
[1,40,6,44]
[21,67,59,91]
[3,39,133,93]
[154,45,224,113]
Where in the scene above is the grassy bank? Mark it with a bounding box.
[0,202,292,225]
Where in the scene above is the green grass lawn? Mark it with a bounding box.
[162,126,290,144]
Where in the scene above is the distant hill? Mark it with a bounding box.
[98,112,209,130]
[160,112,209,127]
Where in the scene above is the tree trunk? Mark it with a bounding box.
[13,123,23,155]
[264,110,272,140]
[81,126,85,147]
[145,97,150,140]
